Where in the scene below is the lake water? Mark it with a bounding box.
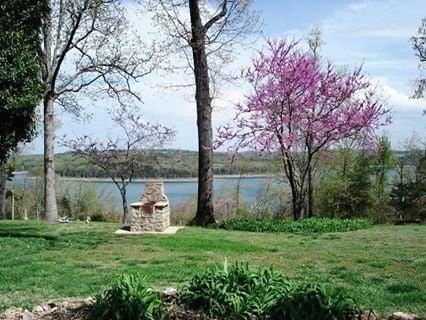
[11,173,270,208]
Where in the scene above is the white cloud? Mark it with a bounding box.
[381,84,425,112]
[347,1,372,13]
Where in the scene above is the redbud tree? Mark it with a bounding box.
[217,40,391,220]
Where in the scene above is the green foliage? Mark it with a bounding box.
[5,180,119,221]
[220,218,371,234]
[372,136,396,196]
[271,284,357,320]
[181,262,357,320]
[57,182,112,221]
[315,172,347,219]
[88,274,165,320]
[315,145,396,222]
[390,153,426,221]
[0,0,44,163]
[344,153,374,217]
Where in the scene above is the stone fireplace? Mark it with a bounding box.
[129,181,170,232]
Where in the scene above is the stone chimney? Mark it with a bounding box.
[129,181,170,232]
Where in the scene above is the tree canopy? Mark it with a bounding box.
[0,0,44,163]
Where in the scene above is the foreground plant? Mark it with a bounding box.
[180,262,357,320]
[88,274,165,320]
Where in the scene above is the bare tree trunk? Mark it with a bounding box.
[121,187,128,224]
[307,164,313,218]
[44,94,58,221]
[41,3,58,222]
[288,173,302,220]
[283,156,303,221]
[188,0,215,226]
[291,192,303,221]
[0,172,6,220]
[306,135,314,218]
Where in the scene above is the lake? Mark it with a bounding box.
[11,173,270,208]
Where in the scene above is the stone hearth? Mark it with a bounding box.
[129,181,170,232]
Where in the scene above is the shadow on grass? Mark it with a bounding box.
[0,223,61,241]
[0,231,58,241]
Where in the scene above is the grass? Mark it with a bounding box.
[0,221,425,316]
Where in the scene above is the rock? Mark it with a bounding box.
[163,287,178,302]
[389,312,422,320]
[33,306,44,314]
[22,310,34,320]
[1,307,23,320]
[83,297,95,305]
[164,287,177,295]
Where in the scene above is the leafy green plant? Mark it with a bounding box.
[88,274,165,320]
[180,262,357,320]
[221,218,371,234]
[271,284,357,320]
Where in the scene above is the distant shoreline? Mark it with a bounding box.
[13,172,274,183]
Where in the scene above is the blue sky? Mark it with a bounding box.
[28,0,425,154]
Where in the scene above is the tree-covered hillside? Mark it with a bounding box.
[14,150,277,179]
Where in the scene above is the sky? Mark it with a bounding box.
[28,0,426,154]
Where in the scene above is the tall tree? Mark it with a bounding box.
[217,39,391,220]
[372,136,395,197]
[0,0,44,219]
[62,105,175,223]
[39,0,155,221]
[147,0,260,225]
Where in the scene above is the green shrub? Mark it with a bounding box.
[315,172,348,219]
[220,218,371,234]
[180,262,357,320]
[88,274,165,320]
[271,283,357,320]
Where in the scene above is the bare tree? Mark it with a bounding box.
[412,18,425,102]
[39,0,156,221]
[61,105,175,223]
[147,0,261,225]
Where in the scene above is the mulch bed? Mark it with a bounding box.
[0,298,422,320]
[0,298,209,320]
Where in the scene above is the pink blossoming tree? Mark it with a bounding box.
[217,40,391,220]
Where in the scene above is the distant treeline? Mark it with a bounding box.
[14,149,421,179]
[14,150,277,179]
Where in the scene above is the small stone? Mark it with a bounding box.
[163,287,178,302]
[33,306,44,314]
[83,297,95,305]
[388,312,421,320]
[22,310,34,320]
[164,287,177,296]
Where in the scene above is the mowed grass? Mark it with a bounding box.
[0,221,425,315]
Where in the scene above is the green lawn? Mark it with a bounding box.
[0,221,425,316]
